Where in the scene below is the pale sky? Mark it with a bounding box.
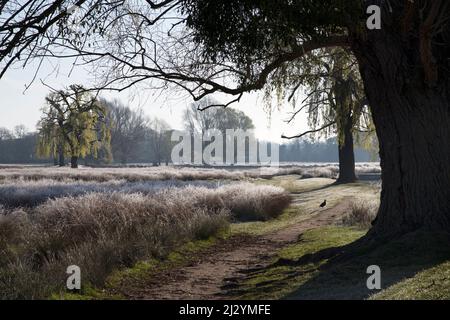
[0,58,309,143]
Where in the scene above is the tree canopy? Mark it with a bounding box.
[102,99,149,165]
[274,48,375,183]
[184,98,254,134]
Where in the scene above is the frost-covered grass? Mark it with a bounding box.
[0,166,247,182]
[0,179,219,208]
[196,183,292,221]
[0,183,290,299]
[0,163,381,183]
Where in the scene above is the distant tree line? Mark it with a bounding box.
[0,126,45,164]
[103,99,173,166]
[0,126,377,165]
[279,138,377,163]
[0,86,377,166]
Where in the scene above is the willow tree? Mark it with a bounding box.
[277,49,374,183]
[37,85,110,168]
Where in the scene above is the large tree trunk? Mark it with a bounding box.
[354,32,450,238]
[70,156,78,169]
[368,86,449,237]
[336,114,357,184]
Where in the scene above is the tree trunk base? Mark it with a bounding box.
[70,156,78,169]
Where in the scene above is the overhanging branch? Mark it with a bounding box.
[281,121,336,140]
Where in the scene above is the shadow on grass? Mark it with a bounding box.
[286,230,450,299]
[227,229,450,300]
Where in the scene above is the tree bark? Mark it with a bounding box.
[336,113,357,184]
[71,156,78,169]
[353,33,450,238]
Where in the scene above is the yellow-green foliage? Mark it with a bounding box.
[37,85,111,162]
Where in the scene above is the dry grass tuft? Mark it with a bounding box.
[214,183,291,221]
[300,166,339,179]
[342,200,379,229]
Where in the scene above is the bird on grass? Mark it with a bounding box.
[319,200,327,208]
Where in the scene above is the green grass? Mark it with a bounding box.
[230,205,306,236]
[292,229,450,300]
[371,261,450,300]
[279,227,366,260]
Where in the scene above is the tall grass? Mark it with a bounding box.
[0,183,290,299]
[145,184,291,222]
[0,179,218,208]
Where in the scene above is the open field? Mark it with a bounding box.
[0,163,381,182]
[0,166,292,299]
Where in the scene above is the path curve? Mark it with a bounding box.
[123,198,353,299]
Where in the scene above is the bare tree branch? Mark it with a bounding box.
[281,121,336,140]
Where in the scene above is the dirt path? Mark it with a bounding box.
[123,196,353,300]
